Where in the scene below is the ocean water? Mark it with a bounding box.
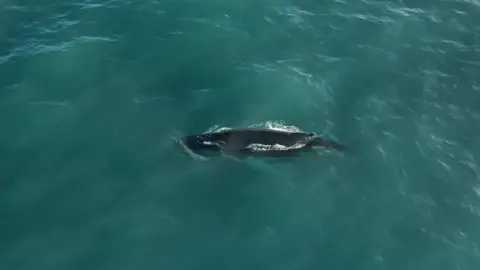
[1,0,480,269]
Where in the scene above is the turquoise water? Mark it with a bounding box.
[2,0,480,269]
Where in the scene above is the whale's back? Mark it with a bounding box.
[216,128,313,147]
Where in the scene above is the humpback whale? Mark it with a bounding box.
[181,127,346,158]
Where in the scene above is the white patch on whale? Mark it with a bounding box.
[201,141,216,145]
[245,142,307,151]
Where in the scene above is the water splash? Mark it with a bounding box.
[248,121,302,132]
[201,121,302,134]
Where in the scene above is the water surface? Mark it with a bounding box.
[1,0,480,269]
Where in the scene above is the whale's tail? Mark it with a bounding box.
[309,137,348,151]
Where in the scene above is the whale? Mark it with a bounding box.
[180,127,347,158]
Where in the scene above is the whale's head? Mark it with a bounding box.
[182,132,227,151]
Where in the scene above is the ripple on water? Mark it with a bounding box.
[0,53,15,65]
[3,35,118,62]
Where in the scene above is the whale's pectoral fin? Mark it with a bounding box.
[220,145,247,159]
[214,138,249,159]
[210,140,245,158]
[222,147,247,159]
